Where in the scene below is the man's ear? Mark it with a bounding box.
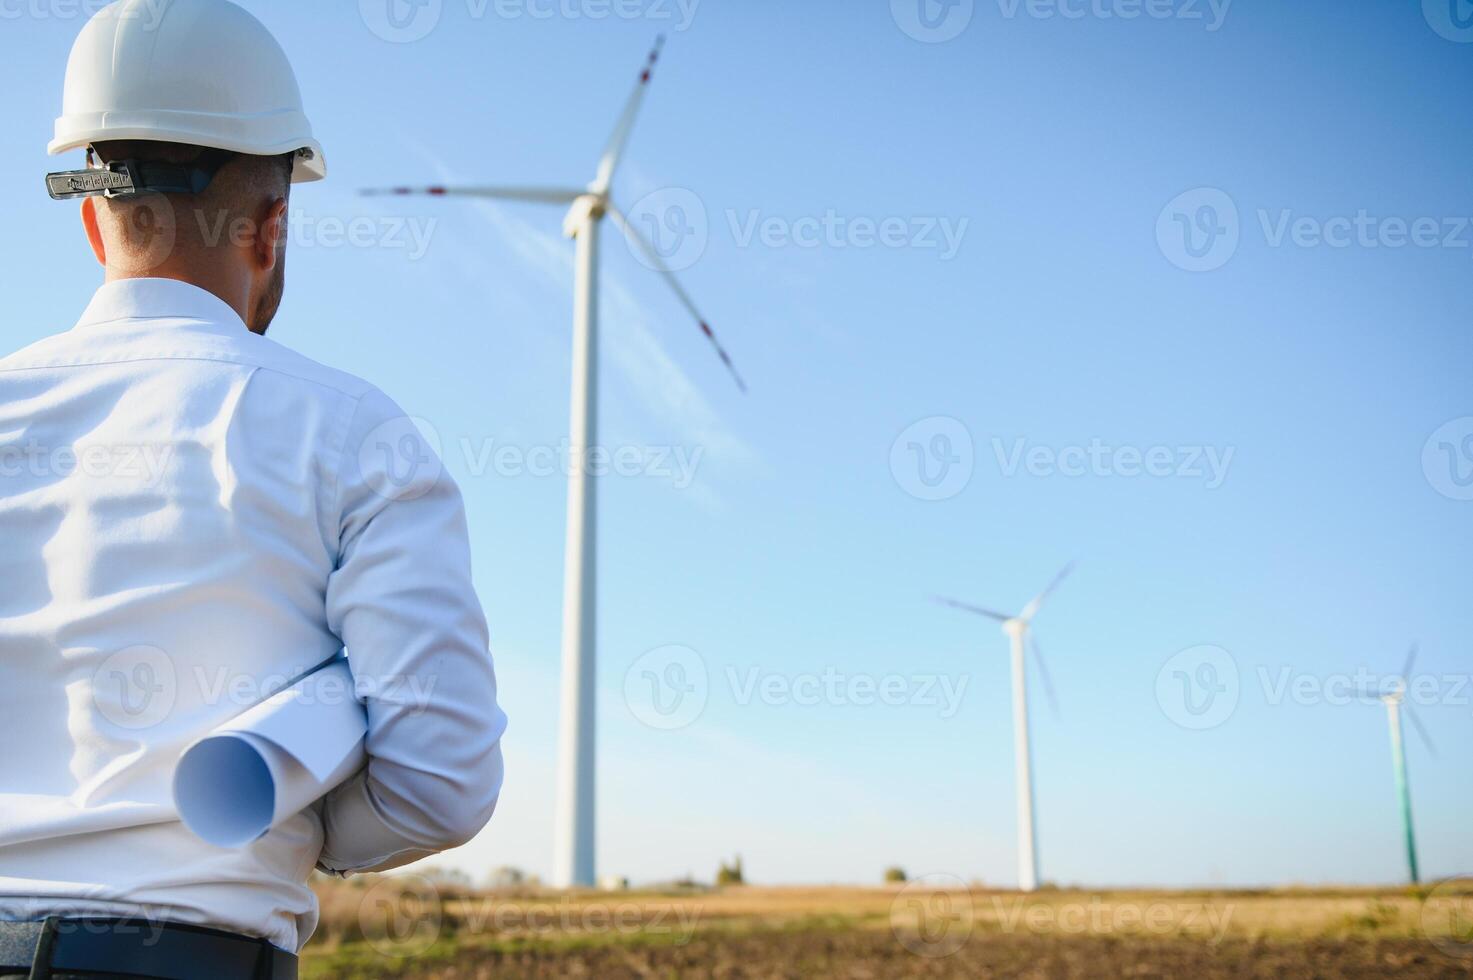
[81,197,106,267]
[255,197,288,272]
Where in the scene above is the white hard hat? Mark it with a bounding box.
[49,0,325,184]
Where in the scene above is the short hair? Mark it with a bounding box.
[89,141,293,269]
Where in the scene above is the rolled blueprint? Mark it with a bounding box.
[173,658,367,848]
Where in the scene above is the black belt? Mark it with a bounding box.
[0,917,296,980]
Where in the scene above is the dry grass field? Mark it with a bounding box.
[301,878,1473,978]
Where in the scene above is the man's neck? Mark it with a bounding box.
[104,267,255,333]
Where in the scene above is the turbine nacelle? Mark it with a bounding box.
[1358,644,1425,720]
[562,192,608,238]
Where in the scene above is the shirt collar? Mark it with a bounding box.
[75,278,249,333]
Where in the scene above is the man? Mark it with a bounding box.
[0,1,507,976]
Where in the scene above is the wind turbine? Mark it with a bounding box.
[364,38,745,889]
[1359,643,1437,885]
[935,563,1073,892]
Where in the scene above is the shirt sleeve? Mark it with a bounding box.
[314,388,507,874]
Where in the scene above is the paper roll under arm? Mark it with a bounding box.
[173,658,368,848]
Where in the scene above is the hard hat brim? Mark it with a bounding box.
[50,112,326,183]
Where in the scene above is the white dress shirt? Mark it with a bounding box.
[0,278,507,952]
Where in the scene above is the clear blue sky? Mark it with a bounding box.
[3,0,1470,889]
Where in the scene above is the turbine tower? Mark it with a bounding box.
[364,38,745,888]
[1359,643,1437,885]
[936,563,1073,892]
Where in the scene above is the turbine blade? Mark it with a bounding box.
[361,185,585,204]
[591,35,665,196]
[932,596,1011,623]
[1020,562,1076,622]
[1030,633,1061,720]
[1405,706,1439,760]
[605,202,747,393]
[1400,642,1419,682]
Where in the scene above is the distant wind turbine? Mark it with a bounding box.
[364,37,745,889]
[1359,643,1437,885]
[935,563,1074,893]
